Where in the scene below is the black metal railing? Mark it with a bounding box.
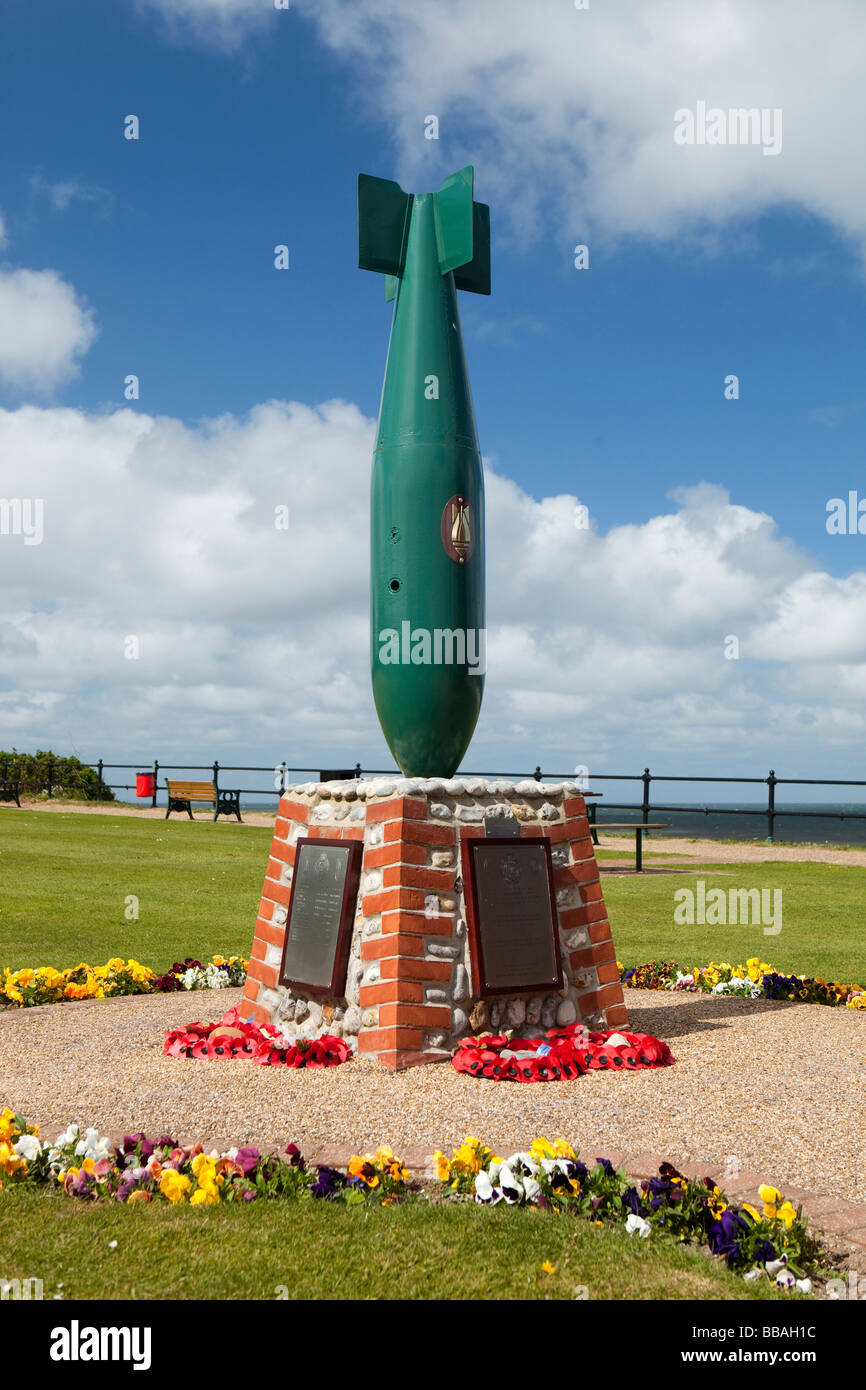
[2,755,865,842]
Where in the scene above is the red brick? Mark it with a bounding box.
[269,838,295,865]
[558,905,592,931]
[569,946,596,971]
[570,836,596,861]
[376,1050,448,1071]
[366,796,427,823]
[580,881,603,903]
[382,865,454,890]
[381,910,453,937]
[596,960,621,985]
[279,798,309,822]
[341,826,365,841]
[588,916,614,942]
[563,796,587,817]
[360,933,424,960]
[250,937,267,962]
[379,1003,452,1028]
[359,981,423,1006]
[385,818,454,845]
[380,957,452,982]
[577,990,601,1016]
[242,977,258,1000]
[252,962,278,988]
[597,982,625,1009]
[307,825,337,840]
[258,897,275,922]
[591,939,617,966]
[255,918,286,949]
[274,816,290,839]
[543,822,568,843]
[240,1002,269,1025]
[605,1003,629,1027]
[362,887,427,914]
[570,857,600,884]
[363,841,426,869]
[457,825,485,840]
[261,877,293,907]
[358,1027,423,1052]
[519,824,544,838]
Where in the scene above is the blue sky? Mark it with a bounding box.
[1,0,865,790]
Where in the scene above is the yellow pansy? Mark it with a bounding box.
[159,1169,192,1204]
[433,1150,451,1181]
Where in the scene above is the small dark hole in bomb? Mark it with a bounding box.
[389,578,401,592]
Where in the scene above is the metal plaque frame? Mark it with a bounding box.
[278,837,362,997]
[461,835,563,997]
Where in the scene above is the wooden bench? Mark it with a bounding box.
[0,779,21,807]
[165,779,242,822]
[589,821,668,872]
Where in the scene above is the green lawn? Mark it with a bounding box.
[0,1187,796,1301]
[0,809,269,972]
[599,849,866,984]
[0,810,863,983]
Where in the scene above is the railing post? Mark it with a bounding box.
[642,767,652,831]
[766,769,776,843]
[152,759,159,808]
[280,761,287,795]
[534,765,542,781]
[213,760,220,796]
[354,762,361,779]
[97,758,103,802]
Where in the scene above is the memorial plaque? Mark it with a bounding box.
[279,837,361,996]
[462,836,563,996]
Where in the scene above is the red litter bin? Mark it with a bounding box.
[136,772,156,798]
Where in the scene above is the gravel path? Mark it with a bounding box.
[1,988,863,1204]
[597,833,866,867]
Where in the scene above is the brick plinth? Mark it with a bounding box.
[242,781,626,1068]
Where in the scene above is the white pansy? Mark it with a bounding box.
[795,1278,812,1294]
[743,1267,762,1282]
[12,1133,42,1161]
[523,1176,542,1202]
[776,1271,796,1289]
[54,1124,81,1147]
[474,1171,502,1205]
[625,1214,651,1238]
[498,1164,524,1204]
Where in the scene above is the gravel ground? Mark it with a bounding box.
[596,833,866,867]
[1,987,863,1204]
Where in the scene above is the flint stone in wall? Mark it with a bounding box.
[261,988,281,1013]
[556,999,577,1026]
[539,802,559,820]
[563,927,589,950]
[430,803,452,819]
[364,962,380,984]
[280,864,293,885]
[540,996,557,1028]
[451,1007,468,1035]
[342,1006,362,1036]
[453,965,469,1001]
[363,917,382,937]
[456,805,484,822]
[349,805,365,820]
[425,988,448,1003]
[265,943,282,968]
[427,941,460,959]
[489,1000,502,1030]
[505,998,525,1028]
[525,995,542,1025]
[431,849,455,868]
[551,848,568,867]
[369,823,384,846]
[277,990,294,1020]
[469,1000,489,1031]
[273,903,289,925]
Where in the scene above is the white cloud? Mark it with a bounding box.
[0,268,97,393]
[29,174,113,215]
[145,0,866,261]
[2,398,865,773]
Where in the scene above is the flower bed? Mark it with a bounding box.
[164,1006,350,1067]
[1,954,247,1007]
[0,1109,820,1290]
[618,957,865,1009]
[452,1024,673,1081]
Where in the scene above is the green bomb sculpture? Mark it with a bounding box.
[359,166,490,777]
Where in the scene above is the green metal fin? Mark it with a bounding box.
[433,166,490,295]
[384,274,400,302]
[453,199,490,295]
[358,174,413,276]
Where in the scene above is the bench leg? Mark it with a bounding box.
[635,828,643,873]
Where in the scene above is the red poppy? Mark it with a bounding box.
[163,1007,350,1069]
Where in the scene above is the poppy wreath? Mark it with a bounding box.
[163,1006,350,1069]
[452,1024,673,1081]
